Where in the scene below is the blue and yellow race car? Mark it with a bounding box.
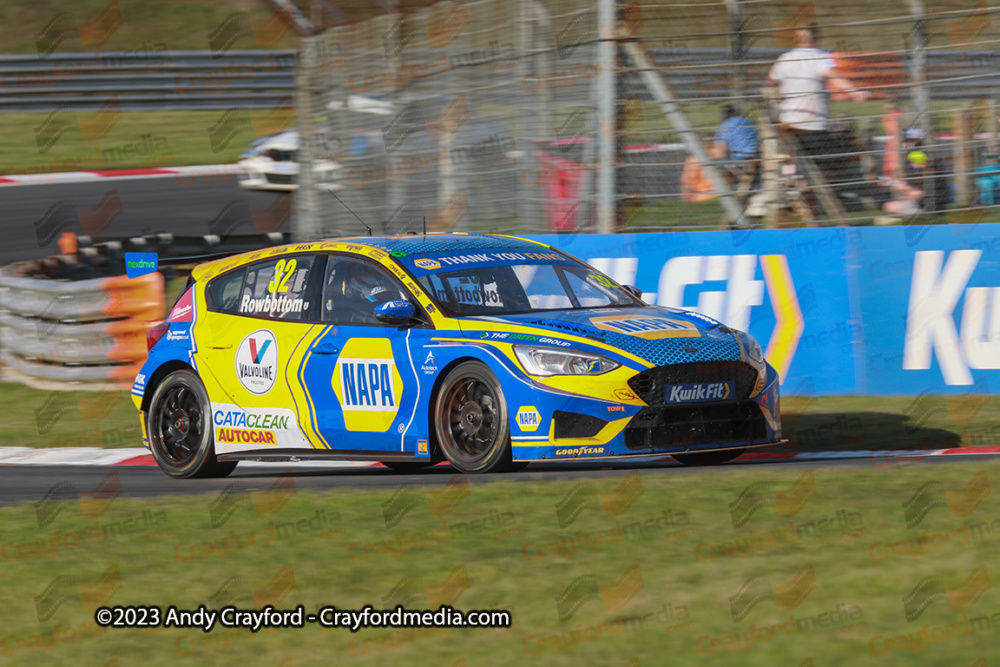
[133,233,782,477]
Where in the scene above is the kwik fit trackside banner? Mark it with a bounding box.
[532,223,1000,396]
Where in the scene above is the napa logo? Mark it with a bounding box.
[338,359,397,410]
[234,329,278,395]
[414,258,442,270]
[332,338,405,432]
[589,315,700,340]
[516,406,541,432]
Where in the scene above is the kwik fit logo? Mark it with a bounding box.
[904,249,1000,385]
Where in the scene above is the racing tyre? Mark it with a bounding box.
[672,449,745,467]
[433,361,512,473]
[147,370,237,479]
[380,461,436,472]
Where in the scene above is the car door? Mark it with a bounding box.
[196,253,323,455]
[297,254,433,455]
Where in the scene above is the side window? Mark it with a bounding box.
[208,269,245,313]
[323,257,410,324]
[240,256,316,321]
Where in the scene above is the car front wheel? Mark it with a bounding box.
[433,361,512,473]
[147,370,237,479]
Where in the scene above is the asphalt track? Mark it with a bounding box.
[1,174,279,265]
[2,454,998,507]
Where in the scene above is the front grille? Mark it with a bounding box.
[553,411,607,439]
[265,173,295,185]
[627,361,758,405]
[624,402,767,450]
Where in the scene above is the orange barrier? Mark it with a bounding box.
[831,52,906,100]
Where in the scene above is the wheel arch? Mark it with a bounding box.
[426,355,480,458]
[140,360,196,413]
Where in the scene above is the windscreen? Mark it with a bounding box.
[408,251,635,317]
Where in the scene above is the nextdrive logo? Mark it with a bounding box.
[235,330,278,395]
[904,250,999,385]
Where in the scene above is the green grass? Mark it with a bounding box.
[0,110,296,175]
[2,461,1000,665]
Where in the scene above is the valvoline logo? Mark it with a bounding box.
[664,382,733,403]
[235,330,278,395]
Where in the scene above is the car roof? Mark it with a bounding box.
[191,233,551,281]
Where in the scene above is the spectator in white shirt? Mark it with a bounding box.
[767,21,868,132]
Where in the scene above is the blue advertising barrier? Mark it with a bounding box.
[532,223,1000,395]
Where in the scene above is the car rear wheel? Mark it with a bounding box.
[433,361,512,473]
[672,448,745,467]
[147,370,237,479]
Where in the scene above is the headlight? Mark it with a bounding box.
[513,346,620,376]
[733,330,766,393]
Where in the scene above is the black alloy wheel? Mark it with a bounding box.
[433,361,512,473]
[147,370,237,479]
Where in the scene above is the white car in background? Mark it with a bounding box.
[237,130,341,192]
[237,96,394,192]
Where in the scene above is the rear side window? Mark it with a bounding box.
[241,256,317,321]
[208,270,245,313]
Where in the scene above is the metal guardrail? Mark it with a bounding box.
[0,47,991,113]
[0,50,297,112]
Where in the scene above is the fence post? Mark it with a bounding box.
[954,106,972,204]
[294,34,323,242]
[905,0,932,141]
[596,0,617,234]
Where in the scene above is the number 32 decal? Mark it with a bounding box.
[268,259,297,293]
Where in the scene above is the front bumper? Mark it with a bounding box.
[510,361,782,462]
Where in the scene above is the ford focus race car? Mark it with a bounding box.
[132,234,781,478]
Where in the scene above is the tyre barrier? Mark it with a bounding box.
[0,267,164,391]
[1,232,288,391]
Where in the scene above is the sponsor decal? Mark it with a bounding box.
[213,409,290,430]
[331,338,404,432]
[664,382,733,403]
[124,252,158,279]
[555,446,606,456]
[614,389,637,401]
[516,406,541,432]
[239,293,305,315]
[216,428,277,444]
[235,330,278,395]
[418,440,429,455]
[165,330,190,342]
[608,405,626,413]
[590,315,700,340]
[133,374,145,387]
[420,350,439,374]
[904,249,1000,385]
[168,288,194,322]
[414,258,442,270]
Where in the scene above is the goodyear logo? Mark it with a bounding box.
[338,359,398,410]
[665,382,733,403]
[590,315,700,340]
[414,258,441,270]
[516,406,541,432]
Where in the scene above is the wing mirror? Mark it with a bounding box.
[374,300,421,325]
[622,284,643,301]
